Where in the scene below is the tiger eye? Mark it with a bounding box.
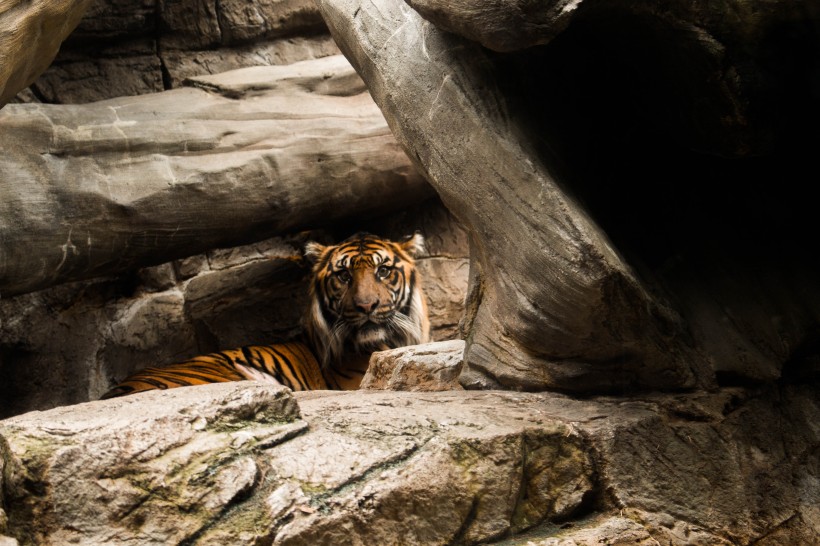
[376,265,392,279]
[335,270,352,284]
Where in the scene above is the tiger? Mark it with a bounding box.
[100,232,430,399]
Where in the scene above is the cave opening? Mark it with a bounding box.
[488,8,819,280]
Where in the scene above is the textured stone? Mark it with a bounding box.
[0,383,303,545]
[1,386,817,545]
[0,0,93,107]
[24,0,335,104]
[216,0,326,44]
[161,35,341,89]
[1,389,595,544]
[416,257,469,340]
[361,340,465,391]
[30,55,165,104]
[504,515,660,546]
[318,0,711,393]
[159,0,324,50]
[404,0,581,53]
[0,54,432,297]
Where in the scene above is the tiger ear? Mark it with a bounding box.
[399,232,425,257]
[304,241,328,263]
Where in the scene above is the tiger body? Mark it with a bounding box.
[101,233,429,399]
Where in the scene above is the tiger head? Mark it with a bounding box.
[304,232,430,367]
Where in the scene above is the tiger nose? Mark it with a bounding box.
[355,298,379,314]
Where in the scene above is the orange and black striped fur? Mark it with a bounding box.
[101,233,430,399]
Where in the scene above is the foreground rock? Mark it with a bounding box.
[361,339,465,391]
[0,54,431,296]
[1,383,816,544]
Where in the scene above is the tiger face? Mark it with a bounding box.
[304,232,430,367]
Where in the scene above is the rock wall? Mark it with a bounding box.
[1,0,819,544]
[14,0,338,105]
[0,0,93,107]
[0,0,471,416]
[0,54,432,296]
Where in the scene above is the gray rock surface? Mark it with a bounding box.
[18,0,338,104]
[361,339,465,391]
[403,0,581,53]
[1,382,816,545]
[0,54,431,297]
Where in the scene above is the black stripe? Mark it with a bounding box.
[263,344,309,391]
[252,346,286,385]
[399,270,415,315]
[240,346,258,369]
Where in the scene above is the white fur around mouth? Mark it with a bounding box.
[355,326,388,346]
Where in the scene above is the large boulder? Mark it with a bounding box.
[1,382,816,544]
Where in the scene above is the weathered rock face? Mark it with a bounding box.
[404,0,820,157]
[1,382,816,545]
[13,0,339,105]
[317,0,820,391]
[361,339,466,391]
[0,54,432,297]
[0,0,93,108]
[0,3,470,419]
[1,0,819,544]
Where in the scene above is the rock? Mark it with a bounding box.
[30,55,166,104]
[0,387,595,544]
[318,0,820,390]
[0,0,93,107]
[403,0,580,53]
[0,54,433,297]
[417,257,469,341]
[161,36,342,90]
[318,0,712,393]
[361,339,465,391]
[0,382,303,545]
[159,0,325,50]
[21,0,336,104]
[505,515,660,545]
[403,0,820,156]
[1,385,816,544]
